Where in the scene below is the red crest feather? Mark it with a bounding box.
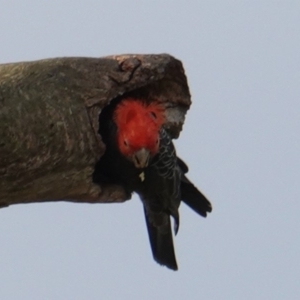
[113,98,165,156]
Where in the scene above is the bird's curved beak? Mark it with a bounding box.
[132,148,150,169]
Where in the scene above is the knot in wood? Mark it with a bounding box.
[119,57,141,72]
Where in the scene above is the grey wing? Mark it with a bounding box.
[150,129,181,234]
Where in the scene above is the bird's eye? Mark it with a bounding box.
[150,111,157,119]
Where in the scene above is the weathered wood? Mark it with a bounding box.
[0,54,191,208]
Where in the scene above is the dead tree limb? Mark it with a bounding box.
[0,54,191,208]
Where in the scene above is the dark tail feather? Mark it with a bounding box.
[144,208,178,271]
[181,175,212,217]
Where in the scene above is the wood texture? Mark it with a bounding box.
[0,54,191,208]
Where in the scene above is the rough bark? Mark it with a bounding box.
[0,54,191,208]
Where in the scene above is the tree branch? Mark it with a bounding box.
[0,54,191,208]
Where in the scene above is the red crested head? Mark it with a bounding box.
[113,98,165,168]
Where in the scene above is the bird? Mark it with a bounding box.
[93,97,212,270]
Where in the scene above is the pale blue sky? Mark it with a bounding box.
[0,1,299,299]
